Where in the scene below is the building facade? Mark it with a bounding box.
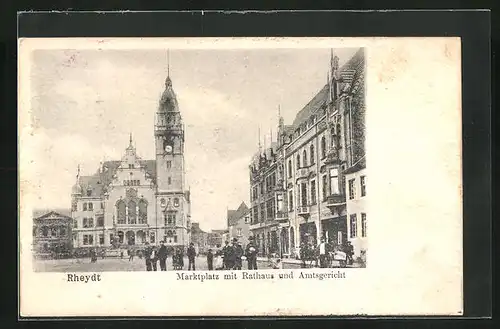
[32,210,73,257]
[249,48,366,259]
[70,71,192,251]
[227,202,251,247]
[207,229,226,249]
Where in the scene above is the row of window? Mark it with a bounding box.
[79,231,157,246]
[160,197,180,207]
[116,199,148,224]
[349,213,367,238]
[287,131,340,178]
[348,176,366,200]
[123,180,140,186]
[72,202,105,212]
[33,226,67,238]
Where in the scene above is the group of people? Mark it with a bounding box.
[142,241,198,271]
[210,236,259,271]
[300,238,355,268]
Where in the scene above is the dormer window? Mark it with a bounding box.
[86,188,92,197]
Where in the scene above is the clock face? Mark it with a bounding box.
[165,145,173,153]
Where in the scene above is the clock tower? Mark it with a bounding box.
[154,65,191,248]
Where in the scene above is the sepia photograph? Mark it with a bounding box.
[28,46,366,273]
[19,37,462,317]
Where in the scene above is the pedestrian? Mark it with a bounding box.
[234,242,244,270]
[90,248,97,263]
[317,237,328,268]
[300,242,308,268]
[221,240,231,270]
[151,246,158,271]
[128,248,134,262]
[206,249,214,271]
[144,242,153,271]
[245,236,258,270]
[187,242,196,271]
[345,241,354,265]
[158,241,168,271]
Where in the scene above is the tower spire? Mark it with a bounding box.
[77,164,80,180]
[167,49,170,77]
[258,126,262,153]
[129,132,133,147]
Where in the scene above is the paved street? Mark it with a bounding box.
[33,256,303,272]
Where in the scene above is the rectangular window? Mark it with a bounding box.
[83,203,87,211]
[129,164,134,169]
[276,194,284,212]
[300,183,308,206]
[110,234,114,244]
[337,231,343,245]
[167,161,172,169]
[288,160,292,178]
[83,234,94,246]
[350,214,357,238]
[310,180,317,205]
[173,235,177,243]
[150,232,155,243]
[237,228,242,237]
[99,234,104,245]
[96,217,104,227]
[330,168,340,195]
[100,202,104,209]
[360,176,366,197]
[89,218,94,227]
[361,213,367,237]
[348,179,356,200]
[322,175,328,200]
[88,202,94,211]
[168,177,172,185]
[71,202,77,212]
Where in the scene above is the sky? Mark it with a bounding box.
[28,47,359,231]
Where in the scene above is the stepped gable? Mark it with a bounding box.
[78,159,157,197]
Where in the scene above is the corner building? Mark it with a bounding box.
[249,48,366,259]
[70,73,191,251]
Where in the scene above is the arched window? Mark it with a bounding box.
[296,154,301,169]
[138,199,148,224]
[117,231,124,244]
[310,144,315,164]
[116,200,126,224]
[290,227,295,248]
[88,202,93,211]
[321,136,326,158]
[128,200,137,224]
[302,149,308,167]
[288,159,292,178]
[173,198,179,207]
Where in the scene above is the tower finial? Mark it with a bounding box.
[129,132,133,146]
[76,164,80,181]
[258,126,262,153]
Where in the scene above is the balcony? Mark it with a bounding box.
[275,212,288,223]
[296,205,310,217]
[325,194,346,214]
[296,168,310,180]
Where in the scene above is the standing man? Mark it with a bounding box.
[206,249,214,271]
[187,242,197,271]
[221,240,231,270]
[234,242,244,270]
[345,241,354,266]
[317,237,328,268]
[150,245,158,271]
[158,241,168,271]
[144,242,153,271]
[245,236,258,270]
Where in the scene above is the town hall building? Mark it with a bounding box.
[70,70,192,251]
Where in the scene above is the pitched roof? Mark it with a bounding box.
[33,210,72,220]
[79,160,157,198]
[227,201,249,227]
[292,84,329,127]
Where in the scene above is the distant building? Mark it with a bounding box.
[32,210,73,257]
[227,202,251,247]
[249,48,366,259]
[190,222,208,254]
[70,68,192,251]
[207,229,226,249]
